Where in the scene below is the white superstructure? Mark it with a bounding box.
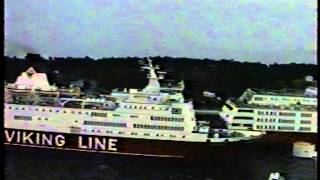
[4,58,263,145]
[220,88,317,133]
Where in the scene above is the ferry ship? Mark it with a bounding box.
[220,87,318,134]
[4,58,263,158]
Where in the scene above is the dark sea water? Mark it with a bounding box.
[5,140,317,180]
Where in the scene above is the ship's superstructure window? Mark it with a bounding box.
[70,126,81,133]
[133,124,184,131]
[172,108,182,114]
[151,116,184,122]
[242,124,252,127]
[130,115,138,118]
[225,103,233,110]
[91,112,107,117]
[301,113,312,117]
[279,112,295,116]
[233,116,253,120]
[14,115,32,121]
[278,126,295,130]
[279,119,295,124]
[299,127,311,131]
[300,120,311,124]
[113,114,120,117]
[238,109,254,113]
[84,121,126,127]
[254,97,263,101]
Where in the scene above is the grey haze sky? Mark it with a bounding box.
[5,0,317,64]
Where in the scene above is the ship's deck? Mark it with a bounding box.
[230,99,317,112]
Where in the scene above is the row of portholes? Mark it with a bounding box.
[82,129,186,138]
[7,106,91,115]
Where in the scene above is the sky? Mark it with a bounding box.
[4,0,317,64]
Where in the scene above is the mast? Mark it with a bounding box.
[142,57,163,93]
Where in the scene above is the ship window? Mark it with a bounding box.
[38,117,41,120]
[63,111,67,113]
[238,109,254,113]
[45,118,48,120]
[257,111,263,115]
[56,110,59,112]
[279,112,295,116]
[71,111,75,114]
[91,112,107,117]
[254,97,263,101]
[144,107,147,109]
[14,115,32,121]
[172,108,182,114]
[182,135,185,138]
[8,106,12,109]
[42,109,46,112]
[15,107,19,110]
[78,112,82,114]
[144,133,150,136]
[113,114,120,117]
[278,126,294,130]
[21,107,25,110]
[119,132,125,134]
[106,131,113,133]
[279,119,295,124]
[300,120,311,124]
[225,103,233,110]
[131,132,138,135]
[152,107,155,110]
[301,113,312,117]
[299,127,311,131]
[75,120,78,123]
[170,135,176,138]
[233,116,253,120]
[130,115,138,118]
[243,124,252,127]
[84,121,126,127]
[49,109,52,112]
[35,109,39,111]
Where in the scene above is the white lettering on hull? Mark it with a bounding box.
[5,129,117,152]
[78,136,117,151]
